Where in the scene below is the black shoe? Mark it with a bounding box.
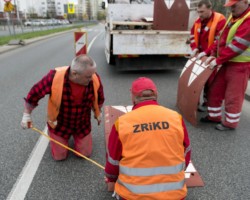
[215,123,235,131]
[200,116,220,124]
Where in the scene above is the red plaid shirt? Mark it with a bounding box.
[24,67,105,139]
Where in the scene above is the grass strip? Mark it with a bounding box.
[0,24,87,46]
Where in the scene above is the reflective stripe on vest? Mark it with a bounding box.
[47,66,100,129]
[120,162,184,176]
[115,105,186,199]
[117,178,185,194]
[220,12,250,62]
[194,12,225,48]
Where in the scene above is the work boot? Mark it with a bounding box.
[200,116,220,124]
[215,123,235,131]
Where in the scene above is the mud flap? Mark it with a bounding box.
[177,56,215,126]
[104,105,204,187]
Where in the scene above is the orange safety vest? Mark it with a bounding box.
[47,66,100,129]
[194,12,225,48]
[115,105,186,200]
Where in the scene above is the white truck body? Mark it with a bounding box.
[104,0,198,69]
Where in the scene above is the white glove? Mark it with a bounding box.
[197,52,207,60]
[208,59,218,69]
[95,113,102,126]
[204,56,216,65]
[190,48,199,57]
[21,113,33,129]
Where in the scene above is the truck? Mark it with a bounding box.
[102,0,198,70]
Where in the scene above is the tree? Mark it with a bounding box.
[211,0,227,16]
[97,10,106,20]
[27,6,37,18]
[86,0,92,20]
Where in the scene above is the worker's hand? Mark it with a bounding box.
[208,59,218,69]
[95,113,102,125]
[104,177,115,192]
[204,56,215,65]
[190,48,199,57]
[196,52,207,60]
[21,113,33,129]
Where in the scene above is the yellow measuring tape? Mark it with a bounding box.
[32,127,105,170]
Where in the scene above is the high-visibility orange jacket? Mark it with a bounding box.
[114,104,187,200]
[206,7,250,64]
[47,66,100,129]
[190,12,226,52]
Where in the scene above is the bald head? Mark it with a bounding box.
[71,55,96,73]
[70,55,97,86]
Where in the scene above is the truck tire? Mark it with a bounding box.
[109,54,116,65]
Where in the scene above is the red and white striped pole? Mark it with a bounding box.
[74,31,87,56]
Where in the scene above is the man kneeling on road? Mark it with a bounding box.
[104,77,191,200]
[21,55,105,160]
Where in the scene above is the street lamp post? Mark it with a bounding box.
[13,0,23,33]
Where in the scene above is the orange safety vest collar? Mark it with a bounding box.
[194,12,225,48]
[47,66,100,129]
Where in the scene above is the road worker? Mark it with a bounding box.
[190,0,226,111]
[104,77,191,200]
[21,55,105,160]
[200,0,250,131]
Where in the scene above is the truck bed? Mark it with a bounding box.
[111,29,191,55]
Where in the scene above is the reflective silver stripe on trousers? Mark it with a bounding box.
[120,162,184,176]
[226,117,240,123]
[234,36,250,47]
[208,112,222,117]
[225,112,241,118]
[117,179,185,194]
[208,106,221,111]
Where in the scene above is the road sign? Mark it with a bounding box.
[67,3,75,14]
[4,1,14,12]
[74,32,87,56]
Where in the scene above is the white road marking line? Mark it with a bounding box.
[6,127,49,200]
[7,30,104,200]
[87,31,104,53]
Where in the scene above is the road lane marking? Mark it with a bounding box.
[6,127,49,200]
[87,31,104,53]
[7,30,104,200]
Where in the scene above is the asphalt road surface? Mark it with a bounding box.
[0,23,250,200]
